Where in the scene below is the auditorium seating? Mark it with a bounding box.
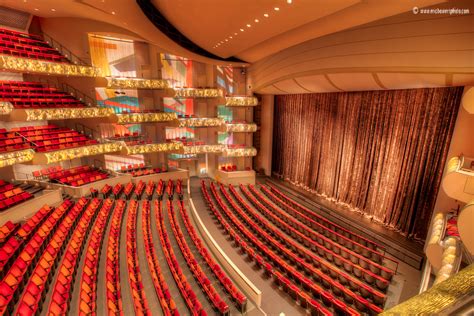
[142,200,179,315]
[0,128,31,153]
[14,125,98,152]
[78,199,114,315]
[0,180,34,212]
[154,200,207,315]
[42,165,110,187]
[126,199,151,314]
[0,27,69,63]
[120,163,168,177]
[177,201,247,312]
[244,185,395,287]
[106,199,126,315]
[0,221,18,245]
[220,165,237,172]
[167,200,230,315]
[0,81,86,109]
[14,198,88,315]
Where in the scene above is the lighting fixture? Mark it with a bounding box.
[246,24,251,27]
[111,11,116,15]
[51,8,56,11]
[264,13,269,17]
[225,39,228,42]
[287,0,292,3]
[240,28,244,32]
[230,36,233,39]
[34,8,39,11]
[255,19,259,23]
[234,32,238,35]
[274,7,280,11]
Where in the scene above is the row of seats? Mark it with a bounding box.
[123,182,135,199]
[105,199,126,315]
[144,181,155,200]
[15,198,89,315]
[0,181,33,212]
[177,201,247,312]
[131,168,168,178]
[126,200,151,314]
[266,184,384,252]
[154,200,207,316]
[230,184,386,310]
[0,203,56,278]
[167,200,230,315]
[217,183,384,314]
[244,185,393,286]
[0,80,85,109]
[0,199,74,314]
[0,27,69,63]
[0,221,18,245]
[31,165,63,179]
[142,200,180,315]
[176,179,183,200]
[201,182,333,316]
[15,125,98,152]
[0,129,31,153]
[45,165,110,187]
[135,181,146,199]
[47,198,103,314]
[78,198,114,315]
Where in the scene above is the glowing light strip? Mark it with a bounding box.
[183,144,225,154]
[225,96,258,106]
[0,149,35,168]
[0,102,13,115]
[0,55,101,77]
[178,117,224,127]
[106,77,171,89]
[123,142,183,155]
[39,143,123,164]
[226,123,258,132]
[222,147,257,157]
[174,88,224,98]
[117,112,177,124]
[23,107,114,121]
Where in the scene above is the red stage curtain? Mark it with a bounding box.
[272,87,463,240]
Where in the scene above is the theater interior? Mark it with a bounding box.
[0,0,472,315]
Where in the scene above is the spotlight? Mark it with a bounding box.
[255,19,259,23]
[246,24,251,27]
[264,13,269,17]
[274,7,280,11]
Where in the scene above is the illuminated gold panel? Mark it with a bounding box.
[106,77,171,89]
[222,147,258,157]
[0,149,35,168]
[117,112,177,124]
[123,142,183,155]
[174,88,224,98]
[0,102,13,115]
[225,96,258,106]
[226,123,258,133]
[183,144,225,154]
[178,118,224,127]
[34,143,122,164]
[22,107,114,121]
[0,55,101,77]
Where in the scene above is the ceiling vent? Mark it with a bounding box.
[0,6,31,31]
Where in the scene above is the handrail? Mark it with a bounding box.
[34,77,98,107]
[41,32,90,66]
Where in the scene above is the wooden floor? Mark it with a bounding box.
[263,176,424,269]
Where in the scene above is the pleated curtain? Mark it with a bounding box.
[272,87,463,240]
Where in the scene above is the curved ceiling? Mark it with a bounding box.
[1,0,448,65]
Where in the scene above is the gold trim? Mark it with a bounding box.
[225,96,258,106]
[226,123,258,133]
[0,101,13,115]
[222,147,257,157]
[106,77,171,89]
[0,55,101,77]
[22,107,114,121]
[178,117,224,127]
[123,142,182,155]
[183,144,225,154]
[0,149,34,168]
[174,88,224,98]
[116,112,177,124]
[382,264,474,315]
[35,143,122,164]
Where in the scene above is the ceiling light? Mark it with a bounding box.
[264,13,269,17]
[274,7,280,11]
[234,32,238,35]
[246,24,251,27]
[225,39,228,42]
[230,36,233,39]
[254,19,259,23]
[51,8,56,11]
[34,8,39,11]
[240,28,244,32]
[111,11,116,15]
[287,0,292,3]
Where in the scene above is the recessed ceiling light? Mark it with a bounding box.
[234,32,238,35]
[274,7,280,11]
[287,0,292,3]
[51,8,56,11]
[240,28,244,32]
[264,13,269,17]
[246,24,251,27]
[225,39,228,42]
[254,19,259,23]
[34,8,39,11]
[230,36,233,39]
[111,11,116,15]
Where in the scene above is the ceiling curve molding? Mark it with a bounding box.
[136,0,243,62]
